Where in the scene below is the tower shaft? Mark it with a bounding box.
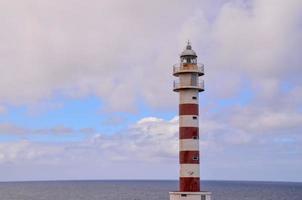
[179,89,200,192]
[169,42,211,200]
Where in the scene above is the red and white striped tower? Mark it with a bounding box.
[169,42,211,200]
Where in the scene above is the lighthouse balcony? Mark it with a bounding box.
[173,80,204,92]
[173,63,204,76]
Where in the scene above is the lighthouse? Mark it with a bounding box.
[169,42,211,200]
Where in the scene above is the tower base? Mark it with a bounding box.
[169,191,211,200]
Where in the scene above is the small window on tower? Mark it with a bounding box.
[193,116,197,120]
[193,156,199,161]
[191,74,197,86]
[192,96,197,100]
[181,194,187,197]
[193,136,198,139]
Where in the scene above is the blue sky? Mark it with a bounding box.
[0,0,301,182]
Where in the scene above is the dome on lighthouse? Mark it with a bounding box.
[180,41,197,58]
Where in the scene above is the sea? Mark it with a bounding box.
[0,180,301,200]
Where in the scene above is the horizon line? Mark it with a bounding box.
[0,179,301,184]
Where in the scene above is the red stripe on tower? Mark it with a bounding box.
[179,177,200,192]
[179,104,199,115]
[179,151,200,164]
[179,127,199,139]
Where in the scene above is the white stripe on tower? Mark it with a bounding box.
[180,139,199,151]
[179,115,199,128]
[180,164,200,177]
[179,90,199,104]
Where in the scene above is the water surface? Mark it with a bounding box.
[0,180,301,200]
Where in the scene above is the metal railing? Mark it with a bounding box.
[173,80,204,91]
[173,63,204,75]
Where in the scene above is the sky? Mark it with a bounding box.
[0,0,301,182]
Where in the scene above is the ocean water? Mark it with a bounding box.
[0,180,301,200]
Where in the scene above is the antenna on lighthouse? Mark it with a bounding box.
[186,40,191,49]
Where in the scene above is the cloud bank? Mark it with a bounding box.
[0,0,301,181]
[0,0,299,111]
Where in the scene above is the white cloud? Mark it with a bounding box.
[0,123,80,135]
[0,117,179,164]
[229,108,302,133]
[0,112,301,181]
[0,0,299,112]
[0,0,200,111]
[0,106,6,114]
[0,117,180,180]
[137,117,164,124]
[0,140,63,164]
[0,123,27,135]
